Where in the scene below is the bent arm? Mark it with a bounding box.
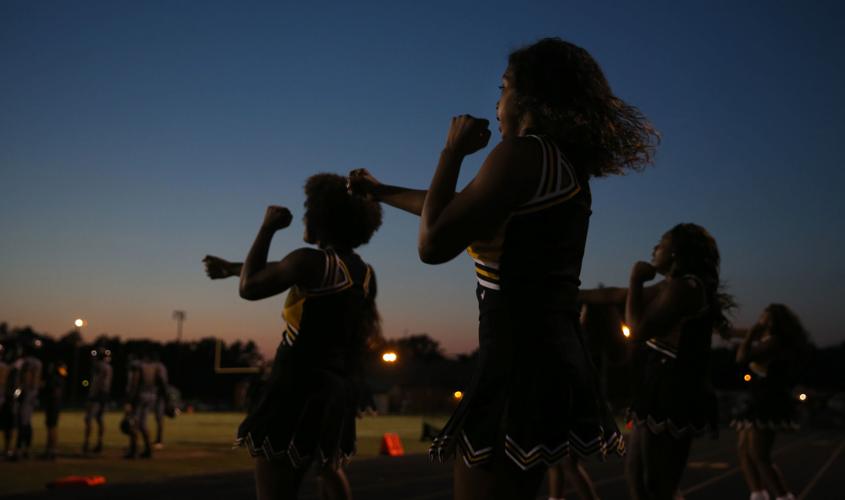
[736,325,779,364]
[240,245,317,301]
[627,279,702,340]
[418,141,535,264]
[579,287,627,305]
[581,283,663,306]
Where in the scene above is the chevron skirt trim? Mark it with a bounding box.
[430,429,624,470]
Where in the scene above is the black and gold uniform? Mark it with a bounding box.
[628,275,719,438]
[237,248,374,468]
[430,135,623,470]
[731,356,799,431]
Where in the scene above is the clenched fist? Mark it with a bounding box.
[262,206,293,232]
[348,168,381,200]
[444,115,492,157]
[630,261,657,284]
[203,255,235,280]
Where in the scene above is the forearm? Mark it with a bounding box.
[240,226,276,293]
[625,280,645,333]
[736,324,760,363]
[579,287,627,305]
[228,262,244,277]
[376,184,427,216]
[419,149,464,262]
[736,336,753,364]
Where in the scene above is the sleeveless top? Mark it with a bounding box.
[280,248,374,373]
[466,135,590,308]
[643,275,713,388]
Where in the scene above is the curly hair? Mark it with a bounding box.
[665,223,735,335]
[764,304,811,351]
[507,37,660,177]
[304,173,383,250]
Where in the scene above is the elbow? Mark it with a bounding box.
[418,242,450,265]
[418,245,440,265]
[238,282,260,301]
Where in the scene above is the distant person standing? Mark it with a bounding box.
[0,346,15,458]
[734,304,810,500]
[124,352,166,459]
[83,348,113,455]
[11,343,42,460]
[41,361,67,460]
[151,352,169,449]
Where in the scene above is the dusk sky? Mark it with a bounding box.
[2,1,843,357]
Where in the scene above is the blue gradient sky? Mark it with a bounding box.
[2,1,843,357]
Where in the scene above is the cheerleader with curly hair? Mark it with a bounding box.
[204,173,382,500]
[350,37,658,500]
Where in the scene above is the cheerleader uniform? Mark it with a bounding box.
[237,248,375,468]
[628,275,719,438]
[430,135,623,470]
[731,358,799,431]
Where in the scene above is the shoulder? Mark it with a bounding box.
[484,137,543,174]
[285,247,325,261]
[473,137,543,203]
[284,247,327,273]
[663,276,706,313]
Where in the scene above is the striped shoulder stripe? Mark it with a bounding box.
[646,338,678,359]
[517,135,580,215]
[322,249,335,288]
[282,325,299,346]
[362,265,373,297]
[307,249,353,295]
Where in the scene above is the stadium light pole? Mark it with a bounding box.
[71,318,85,403]
[173,310,186,342]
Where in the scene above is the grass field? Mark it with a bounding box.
[0,411,449,496]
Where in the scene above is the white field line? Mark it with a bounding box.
[797,438,845,500]
[680,433,816,496]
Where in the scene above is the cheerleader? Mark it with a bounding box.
[734,304,810,500]
[624,224,732,500]
[350,37,658,500]
[203,173,382,500]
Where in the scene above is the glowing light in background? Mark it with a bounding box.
[74,318,84,328]
[799,393,807,401]
[743,374,752,382]
[621,324,631,339]
[382,352,397,363]
[453,391,463,400]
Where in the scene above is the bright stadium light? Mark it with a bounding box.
[382,352,398,363]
